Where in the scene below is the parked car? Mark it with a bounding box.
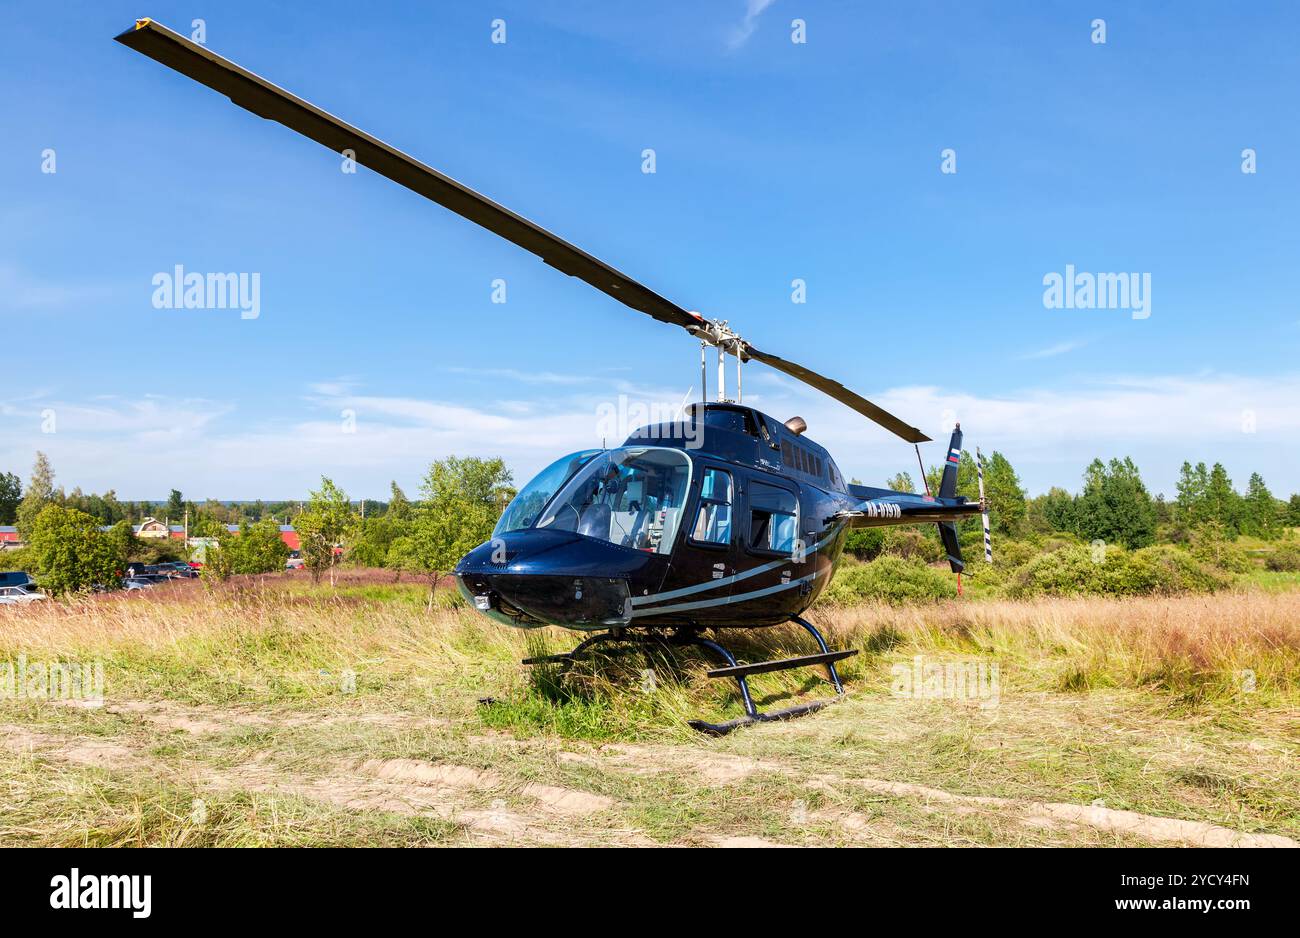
[122,578,155,591]
[285,557,305,570]
[0,584,48,604]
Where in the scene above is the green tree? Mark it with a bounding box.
[227,519,291,574]
[929,450,1026,541]
[105,520,138,568]
[201,544,234,584]
[1152,493,1173,526]
[0,472,21,525]
[386,481,413,521]
[1030,487,1076,534]
[1203,463,1242,534]
[385,534,421,582]
[978,451,1027,538]
[190,514,228,540]
[1286,494,1300,528]
[407,456,512,606]
[166,489,185,521]
[1241,472,1279,540]
[15,452,55,539]
[295,478,354,585]
[1074,457,1157,549]
[350,515,406,568]
[1175,461,1209,526]
[26,504,122,594]
[885,472,914,493]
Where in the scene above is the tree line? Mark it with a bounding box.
[0,453,320,535]
[4,446,1297,596]
[855,451,1299,555]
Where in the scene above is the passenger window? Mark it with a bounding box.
[691,468,733,546]
[748,481,797,554]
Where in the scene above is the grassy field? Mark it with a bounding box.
[0,571,1296,847]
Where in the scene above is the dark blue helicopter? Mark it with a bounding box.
[117,19,989,732]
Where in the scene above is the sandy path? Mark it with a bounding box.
[2,700,1294,848]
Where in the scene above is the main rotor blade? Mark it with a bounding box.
[742,345,932,443]
[116,19,931,444]
[113,18,698,330]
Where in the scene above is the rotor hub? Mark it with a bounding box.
[686,315,749,360]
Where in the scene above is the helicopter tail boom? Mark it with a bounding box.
[842,425,983,573]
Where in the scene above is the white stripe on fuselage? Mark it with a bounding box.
[629,531,837,609]
[629,571,819,618]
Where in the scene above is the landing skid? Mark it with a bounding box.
[521,616,857,736]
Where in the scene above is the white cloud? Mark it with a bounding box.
[0,382,689,499]
[0,265,114,311]
[726,0,777,50]
[2,372,1296,500]
[0,395,231,438]
[442,366,596,386]
[1018,339,1088,360]
[749,372,1300,496]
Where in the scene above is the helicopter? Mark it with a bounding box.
[116,18,992,733]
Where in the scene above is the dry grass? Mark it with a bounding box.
[4,583,1292,707]
[0,579,1296,846]
[814,590,1300,704]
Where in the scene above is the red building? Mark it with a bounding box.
[222,524,300,551]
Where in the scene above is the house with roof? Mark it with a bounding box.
[133,517,173,538]
[0,526,21,548]
[222,524,300,551]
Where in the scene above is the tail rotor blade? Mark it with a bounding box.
[976,447,992,563]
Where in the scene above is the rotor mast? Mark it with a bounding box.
[688,315,747,404]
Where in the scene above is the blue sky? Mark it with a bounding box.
[1,0,1297,501]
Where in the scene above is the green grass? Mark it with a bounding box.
[1237,569,1300,592]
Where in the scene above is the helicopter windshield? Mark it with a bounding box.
[495,449,602,537]
[536,447,691,554]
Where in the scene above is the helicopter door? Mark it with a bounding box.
[667,465,738,601]
[740,476,807,616]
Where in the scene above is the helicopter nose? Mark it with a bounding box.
[454,529,663,629]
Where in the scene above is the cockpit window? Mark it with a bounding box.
[495,449,601,536]
[536,447,691,554]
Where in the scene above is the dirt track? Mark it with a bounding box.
[3,696,1294,848]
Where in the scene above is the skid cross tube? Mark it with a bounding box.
[520,617,856,736]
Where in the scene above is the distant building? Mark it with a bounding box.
[279,525,300,551]
[222,524,300,551]
[131,518,189,540]
[28,517,300,553]
[0,526,22,549]
[134,517,172,538]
